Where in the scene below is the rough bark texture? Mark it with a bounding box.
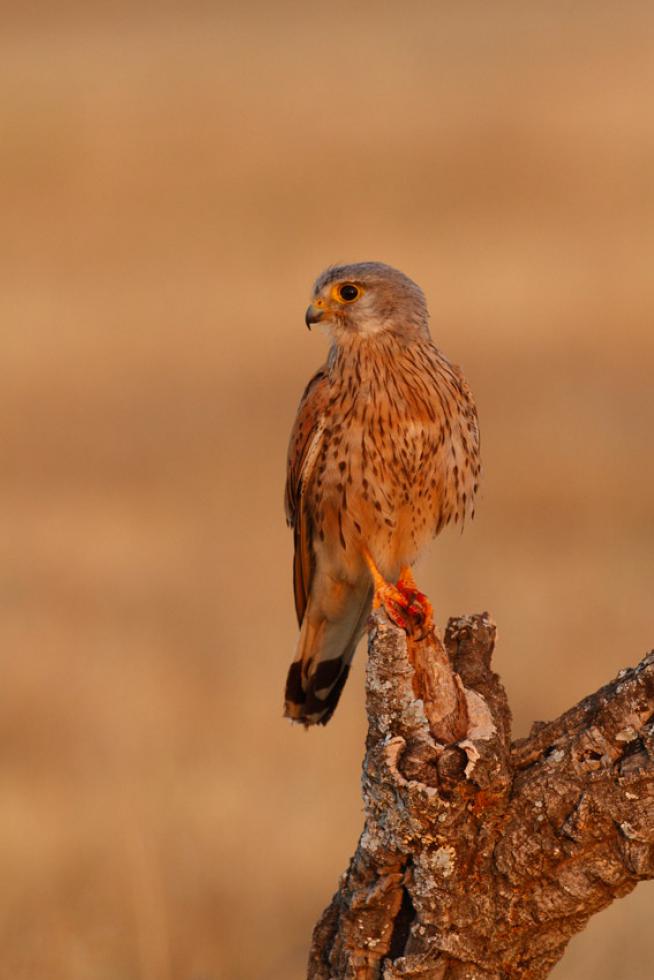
[308,612,654,979]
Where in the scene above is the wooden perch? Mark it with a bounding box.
[308,612,654,979]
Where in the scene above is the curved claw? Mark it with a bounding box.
[396,578,434,636]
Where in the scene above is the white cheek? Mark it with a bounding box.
[355,317,386,336]
[321,295,389,339]
[352,295,387,335]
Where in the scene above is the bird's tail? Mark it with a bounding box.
[284,583,372,726]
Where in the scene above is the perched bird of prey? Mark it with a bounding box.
[284,262,480,726]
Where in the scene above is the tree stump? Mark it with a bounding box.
[308,612,654,979]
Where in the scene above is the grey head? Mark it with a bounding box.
[305,262,430,342]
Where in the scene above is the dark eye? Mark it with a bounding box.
[338,283,360,302]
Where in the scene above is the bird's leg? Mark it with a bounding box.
[397,565,434,632]
[363,549,410,631]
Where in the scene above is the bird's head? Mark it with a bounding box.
[305,262,430,343]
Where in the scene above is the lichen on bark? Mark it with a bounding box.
[308,612,654,980]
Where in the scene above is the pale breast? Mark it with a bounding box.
[307,336,480,582]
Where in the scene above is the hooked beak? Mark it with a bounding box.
[305,301,325,330]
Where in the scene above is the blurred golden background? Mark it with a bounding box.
[1,3,653,978]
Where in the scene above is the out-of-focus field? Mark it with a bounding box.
[1,4,653,978]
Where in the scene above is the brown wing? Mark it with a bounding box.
[285,366,330,625]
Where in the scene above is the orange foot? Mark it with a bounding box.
[364,552,433,634]
[372,582,411,630]
[363,548,411,629]
[397,567,434,635]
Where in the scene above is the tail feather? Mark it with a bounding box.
[284,585,372,726]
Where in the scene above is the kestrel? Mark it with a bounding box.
[284,262,480,726]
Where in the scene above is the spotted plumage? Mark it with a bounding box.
[284,262,480,725]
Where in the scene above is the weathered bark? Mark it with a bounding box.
[308,612,654,979]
